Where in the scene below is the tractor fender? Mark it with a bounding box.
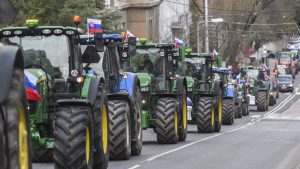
[0,46,24,103]
[158,93,177,99]
[83,75,105,106]
[119,72,140,97]
[213,80,223,96]
[176,76,187,95]
[56,99,91,106]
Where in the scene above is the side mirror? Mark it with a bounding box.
[95,32,104,52]
[128,37,137,57]
[82,46,100,63]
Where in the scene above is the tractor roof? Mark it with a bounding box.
[136,42,175,49]
[0,26,83,38]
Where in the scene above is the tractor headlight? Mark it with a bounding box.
[142,100,146,104]
[289,84,293,87]
[3,30,11,36]
[141,87,149,91]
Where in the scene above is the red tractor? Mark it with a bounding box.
[278,52,297,79]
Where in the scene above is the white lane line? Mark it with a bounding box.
[128,165,141,169]
[144,125,248,162]
[251,115,261,118]
[251,119,255,122]
[265,93,296,117]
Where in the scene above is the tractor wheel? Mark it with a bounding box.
[54,106,93,169]
[269,95,275,106]
[156,98,179,144]
[257,91,267,111]
[2,69,31,169]
[178,87,187,141]
[222,99,234,125]
[276,89,279,99]
[196,97,215,133]
[214,92,223,132]
[0,111,7,169]
[92,86,109,169]
[237,106,243,118]
[242,102,249,116]
[131,86,143,156]
[108,100,131,160]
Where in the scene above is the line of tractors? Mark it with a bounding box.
[0,17,295,169]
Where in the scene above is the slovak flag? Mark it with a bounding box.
[175,37,183,48]
[87,18,103,34]
[24,70,41,101]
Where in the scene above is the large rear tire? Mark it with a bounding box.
[156,98,179,144]
[196,97,215,133]
[108,100,131,160]
[131,86,143,156]
[214,92,222,132]
[54,106,93,169]
[257,91,267,111]
[2,69,31,169]
[93,85,109,169]
[222,99,234,125]
[269,95,275,106]
[242,102,249,116]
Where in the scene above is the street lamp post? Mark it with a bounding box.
[197,18,224,53]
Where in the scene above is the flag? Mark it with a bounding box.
[24,70,41,101]
[87,18,102,34]
[125,30,135,42]
[175,37,183,48]
[212,49,218,60]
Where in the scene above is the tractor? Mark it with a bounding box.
[80,33,142,160]
[246,67,270,111]
[0,45,32,169]
[121,40,188,143]
[278,52,296,79]
[0,18,110,169]
[176,51,223,133]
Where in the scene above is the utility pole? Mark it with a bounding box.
[204,0,209,53]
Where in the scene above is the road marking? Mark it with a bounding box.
[251,119,255,122]
[251,115,261,118]
[128,165,141,169]
[129,88,298,168]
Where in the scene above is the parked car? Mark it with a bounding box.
[277,74,294,92]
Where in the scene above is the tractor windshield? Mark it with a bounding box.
[2,35,70,79]
[123,48,164,75]
[246,69,259,80]
[279,53,291,63]
[178,57,204,77]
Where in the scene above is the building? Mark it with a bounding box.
[105,0,191,43]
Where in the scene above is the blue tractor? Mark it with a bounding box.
[80,34,142,160]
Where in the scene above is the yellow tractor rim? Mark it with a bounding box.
[218,97,222,122]
[19,106,28,169]
[101,105,108,154]
[85,128,90,164]
[183,98,187,129]
[211,103,215,127]
[175,111,178,134]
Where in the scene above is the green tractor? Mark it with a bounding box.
[0,45,32,169]
[246,67,270,111]
[176,52,223,133]
[122,40,188,143]
[0,19,110,169]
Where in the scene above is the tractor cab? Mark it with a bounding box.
[122,39,180,93]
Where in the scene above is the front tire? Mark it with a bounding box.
[54,106,93,169]
[196,97,215,133]
[242,102,249,116]
[2,69,31,169]
[257,91,267,111]
[108,100,131,160]
[222,99,234,125]
[156,98,179,144]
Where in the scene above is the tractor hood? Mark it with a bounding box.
[136,73,151,87]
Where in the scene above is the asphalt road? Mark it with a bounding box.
[34,74,300,169]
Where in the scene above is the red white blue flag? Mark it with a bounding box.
[24,70,41,101]
[87,18,102,34]
[175,37,183,48]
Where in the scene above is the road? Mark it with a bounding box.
[34,75,300,169]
